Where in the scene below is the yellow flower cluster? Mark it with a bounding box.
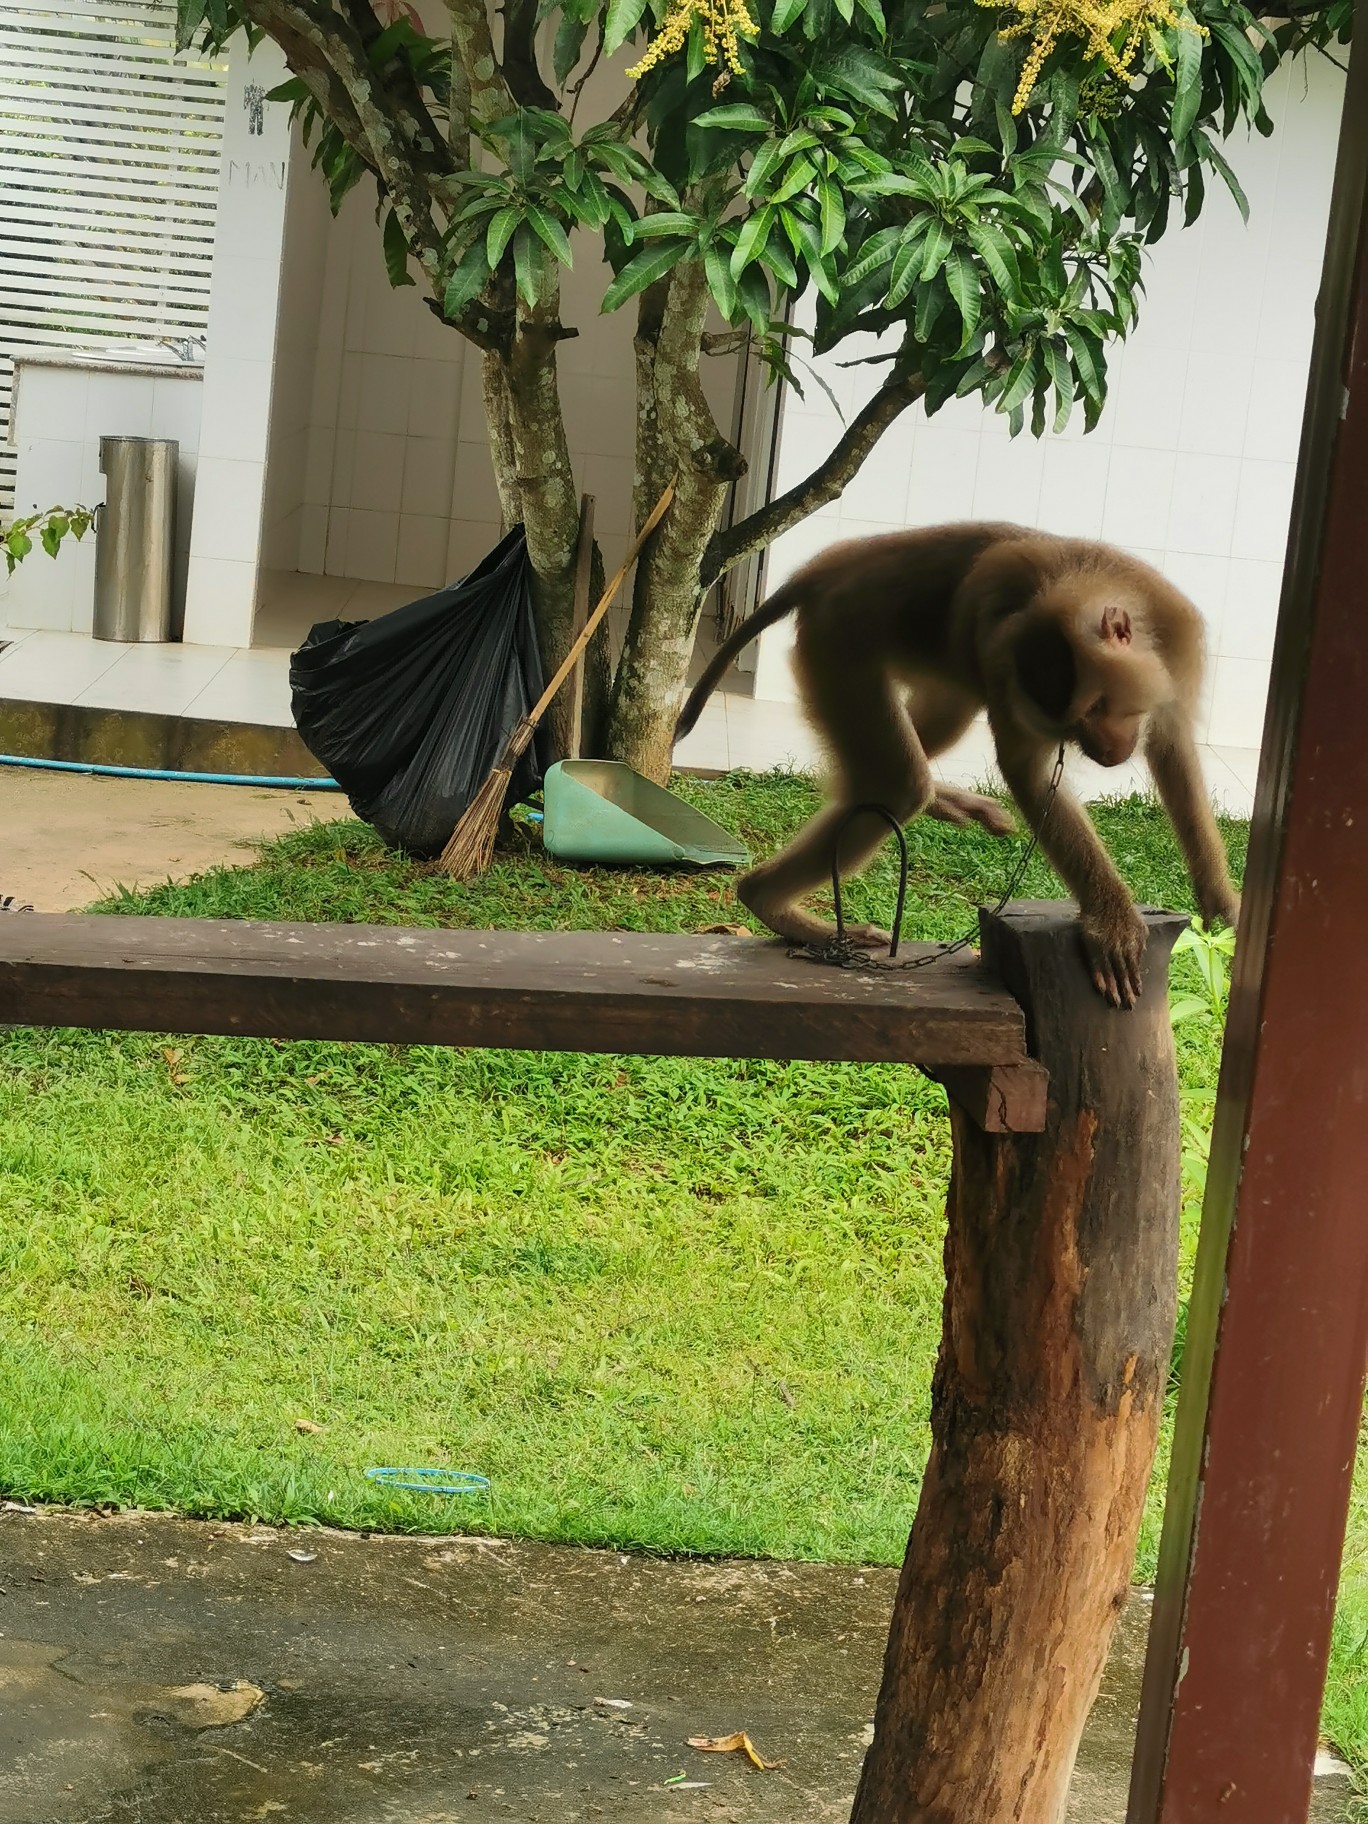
[626,0,759,92]
[980,0,1204,114]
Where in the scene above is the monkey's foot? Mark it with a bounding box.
[928,787,1016,837]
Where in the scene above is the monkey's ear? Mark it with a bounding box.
[1013,616,1077,722]
[1100,605,1133,645]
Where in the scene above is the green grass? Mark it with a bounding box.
[1,772,1364,1768]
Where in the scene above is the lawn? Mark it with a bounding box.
[0,772,1364,1769]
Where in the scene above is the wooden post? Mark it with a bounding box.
[850,900,1187,1824]
[564,494,595,762]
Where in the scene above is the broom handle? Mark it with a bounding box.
[527,480,676,727]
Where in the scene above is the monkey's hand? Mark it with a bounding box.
[928,787,1016,837]
[1079,902,1148,1010]
[1198,886,1241,932]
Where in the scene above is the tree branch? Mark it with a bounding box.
[445,0,517,125]
[700,368,926,589]
[501,0,557,108]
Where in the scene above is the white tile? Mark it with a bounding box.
[1101,447,1176,549]
[407,359,463,440]
[310,349,343,430]
[1243,359,1309,463]
[1109,345,1187,450]
[907,429,980,526]
[328,430,356,507]
[74,642,233,715]
[451,441,504,525]
[338,353,363,429]
[345,509,399,582]
[298,503,328,573]
[0,629,129,700]
[185,650,294,726]
[206,255,284,363]
[351,431,406,514]
[1161,552,1229,649]
[303,427,336,506]
[1233,460,1296,565]
[358,355,412,435]
[1176,351,1253,457]
[396,514,449,588]
[198,358,274,463]
[324,507,351,574]
[1166,452,1240,557]
[364,283,418,360]
[189,456,266,564]
[84,374,155,441]
[22,371,88,441]
[1221,557,1284,663]
[446,519,502,580]
[150,378,203,451]
[0,555,77,633]
[972,428,1047,526]
[11,438,86,516]
[1038,439,1111,539]
[401,435,457,519]
[849,436,913,525]
[183,555,258,645]
[1206,656,1270,750]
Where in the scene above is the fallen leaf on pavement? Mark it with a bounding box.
[687,1731,781,1771]
[293,1418,325,1434]
[698,924,750,936]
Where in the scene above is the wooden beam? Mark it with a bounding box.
[928,1060,1049,1133]
[0,915,1028,1068]
[1128,30,1368,1824]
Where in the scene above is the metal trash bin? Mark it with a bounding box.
[92,435,177,642]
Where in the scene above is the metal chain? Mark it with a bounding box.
[789,745,1067,973]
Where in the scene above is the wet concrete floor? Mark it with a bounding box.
[0,1509,1353,1823]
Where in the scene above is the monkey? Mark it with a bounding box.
[675,521,1240,1009]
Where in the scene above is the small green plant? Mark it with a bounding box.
[1169,917,1236,1027]
[3,503,95,576]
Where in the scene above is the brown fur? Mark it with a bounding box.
[675,522,1240,1007]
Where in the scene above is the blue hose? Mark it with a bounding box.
[0,752,342,791]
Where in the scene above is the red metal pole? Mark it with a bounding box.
[1127,31,1368,1824]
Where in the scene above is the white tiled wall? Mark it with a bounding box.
[182,35,293,647]
[755,55,1346,753]
[2,364,202,634]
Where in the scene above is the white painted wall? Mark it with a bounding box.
[181,35,293,647]
[756,55,1347,755]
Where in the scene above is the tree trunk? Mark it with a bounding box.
[605,254,744,781]
[849,901,1188,1824]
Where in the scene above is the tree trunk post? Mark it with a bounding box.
[850,900,1188,1824]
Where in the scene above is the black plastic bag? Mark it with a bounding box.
[289,527,550,857]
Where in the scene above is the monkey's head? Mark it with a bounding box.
[1010,590,1172,767]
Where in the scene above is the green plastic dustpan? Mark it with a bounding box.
[541,760,749,867]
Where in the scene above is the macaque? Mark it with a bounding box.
[675,521,1240,1008]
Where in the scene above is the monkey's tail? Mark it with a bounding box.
[674,582,803,743]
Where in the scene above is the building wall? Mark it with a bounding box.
[756,54,1347,755]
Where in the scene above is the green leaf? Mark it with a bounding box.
[553,13,589,86]
[730,204,775,278]
[40,515,68,558]
[175,0,208,49]
[630,210,698,240]
[704,244,738,320]
[1195,129,1250,222]
[842,226,900,286]
[943,247,980,348]
[734,265,771,332]
[601,240,688,312]
[265,77,308,104]
[1043,338,1074,432]
[486,205,522,268]
[817,177,845,257]
[443,241,491,318]
[914,279,946,343]
[854,0,886,29]
[886,238,921,308]
[920,217,952,282]
[770,0,806,26]
[999,347,1039,416]
[381,209,415,288]
[512,222,540,306]
[1171,22,1203,143]
[743,137,789,199]
[1064,325,1103,404]
[5,528,32,563]
[525,202,574,267]
[603,0,649,55]
[965,219,1020,297]
[693,103,771,132]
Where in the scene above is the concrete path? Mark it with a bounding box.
[0,1510,1352,1823]
[0,769,338,912]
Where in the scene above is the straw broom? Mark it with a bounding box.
[438,480,677,880]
